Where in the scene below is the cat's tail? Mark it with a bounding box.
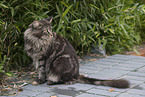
[77,75,130,88]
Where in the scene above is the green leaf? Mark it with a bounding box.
[0,4,9,8]
[10,7,15,17]
[0,66,4,70]
[6,73,12,77]
[60,2,77,19]
[0,52,1,60]
[100,4,104,13]
[133,48,140,55]
[56,19,63,33]
[109,29,115,34]
[108,4,123,11]
[62,4,73,18]
[88,35,96,43]
[89,4,99,10]
[87,23,93,31]
[0,20,5,24]
[141,5,145,12]
[1,55,6,66]
[131,3,139,12]
[56,4,62,16]
[24,12,36,17]
[120,24,129,38]
[71,19,81,23]
[125,16,134,19]
[60,1,69,7]
[105,23,114,27]
[0,70,4,73]
[94,31,100,38]
[102,39,107,49]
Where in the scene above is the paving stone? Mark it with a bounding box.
[100,69,129,77]
[36,93,56,97]
[99,58,127,64]
[126,89,145,96]
[121,75,145,81]
[55,94,72,97]
[91,60,117,66]
[106,56,132,60]
[76,93,105,97]
[0,96,8,97]
[83,69,129,80]
[50,86,83,96]
[79,67,104,74]
[131,56,145,60]
[109,54,134,59]
[80,65,104,71]
[125,61,145,66]
[127,71,145,77]
[90,64,114,69]
[94,85,129,93]
[86,88,120,96]
[57,83,95,91]
[18,89,41,96]
[139,84,145,89]
[118,93,145,97]
[113,63,143,69]
[110,65,137,71]
[23,84,51,92]
[13,94,29,97]
[85,73,111,79]
[137,66,145,72]
[37,92,71,97]
[130,59,145,63]
[128,79,143,84]
[113,54,142,59]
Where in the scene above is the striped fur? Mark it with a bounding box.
[24,17,130,88]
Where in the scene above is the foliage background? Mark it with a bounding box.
[0,0,145,74]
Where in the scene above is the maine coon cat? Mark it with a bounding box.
[24,16,130,88]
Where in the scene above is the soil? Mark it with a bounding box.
[125,44,145,57]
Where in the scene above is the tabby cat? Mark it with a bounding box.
[24,16,130,88]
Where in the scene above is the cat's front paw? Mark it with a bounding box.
[47,80,54,85]
[36,78,46,84]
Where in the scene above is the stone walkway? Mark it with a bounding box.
[5,54,145,97]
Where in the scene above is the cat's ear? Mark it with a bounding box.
[46,16,53,23]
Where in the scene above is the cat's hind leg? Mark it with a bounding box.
[60,73,77,84]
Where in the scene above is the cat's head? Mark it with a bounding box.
[25,16,53,37]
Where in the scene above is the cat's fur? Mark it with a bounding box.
[24,17,130,88]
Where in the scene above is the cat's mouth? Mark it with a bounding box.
[33,32,42,38]
[33,31,51,38]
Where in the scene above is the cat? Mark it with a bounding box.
[24,16,130,88]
